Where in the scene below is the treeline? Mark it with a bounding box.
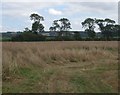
[11,13,120,41]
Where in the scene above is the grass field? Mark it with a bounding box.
[2,41,118,93]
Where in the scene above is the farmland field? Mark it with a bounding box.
[2,41,119,93]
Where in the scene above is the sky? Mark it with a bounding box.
[0,0,119,32]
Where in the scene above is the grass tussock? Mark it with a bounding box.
[2,41,118,93]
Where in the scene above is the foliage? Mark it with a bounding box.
[30,13,44,23]
[7,14,120,41]
[85,29,96,39]
[82,18,96,39]
[24,27,31,32]
[95,18,116,40]
[30,13,44,34]
[32,22,44,34]
[113,25,120,38]
[11,32,46,41]
[49,18,72,37]
[73,32,82,40]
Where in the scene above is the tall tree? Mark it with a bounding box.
[30,13,44,34]
[59,18,72,31]
[50,18,72,37]
[53,20,60,31]
[95,18,115,40]
[59,18,72,36]
[82,18,96,39]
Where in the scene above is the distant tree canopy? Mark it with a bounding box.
[49,18,72,37]
[82,18,120,40]
[30,13,44,34]
[82,18,96,39]
[59,18,72,31]
[30,13,44,23]
[114,25,120,37]
[73,32,82,40]
[24,27,31,32]
[11,13,45,41]
[95,18,116,40]
[11,13,120,41]
[12,32,45,41]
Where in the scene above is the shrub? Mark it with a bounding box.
[11,32,46,41]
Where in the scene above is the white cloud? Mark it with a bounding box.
[48,8,62,15]
[64,2,118,15]
[2,3,45,18]
[1,1,119,32]
[2,2,64,18]
[0,25,20,32]
[62,2,118,23]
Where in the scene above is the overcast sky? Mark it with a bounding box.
[0,0,119,32]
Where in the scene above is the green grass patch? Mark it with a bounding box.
[70,73,114,93]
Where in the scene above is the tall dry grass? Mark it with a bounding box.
[2,41,118,78]
[2,41,118,93]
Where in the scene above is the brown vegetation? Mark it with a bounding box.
[2,41,118,93]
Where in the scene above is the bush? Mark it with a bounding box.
[54,36,74,41]
[11,32,46,41]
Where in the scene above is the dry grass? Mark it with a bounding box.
[2,41,118,93]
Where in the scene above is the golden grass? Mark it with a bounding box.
[2,41,119,93]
